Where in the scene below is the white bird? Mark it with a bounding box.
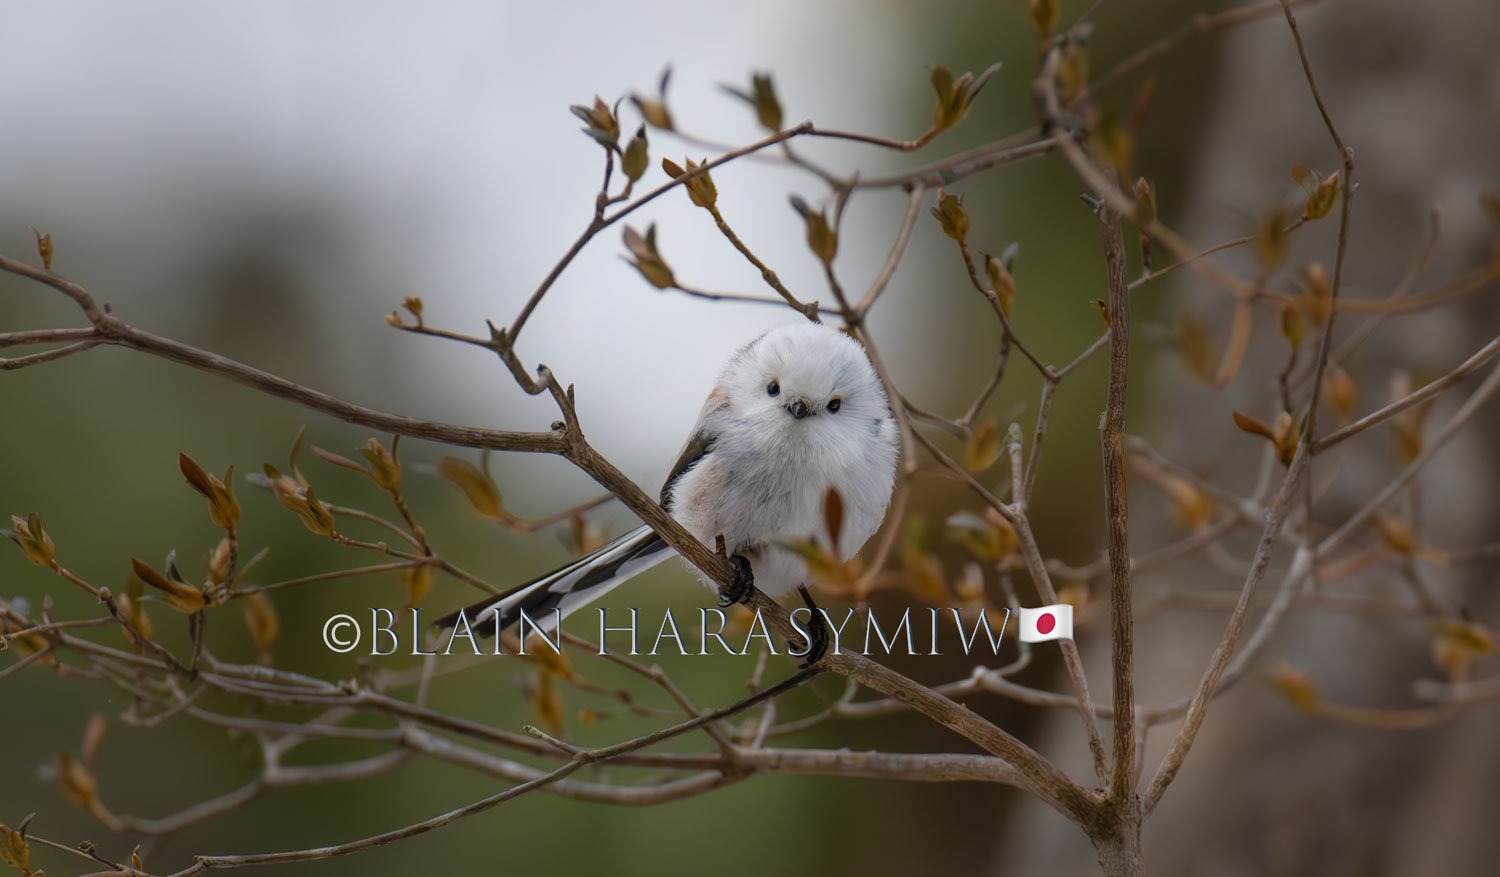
[435,321,900,663]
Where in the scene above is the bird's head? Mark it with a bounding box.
[721,322,889,439]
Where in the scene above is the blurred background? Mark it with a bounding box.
[3,0,1498,874]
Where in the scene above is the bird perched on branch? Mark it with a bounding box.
[436,321,899,665]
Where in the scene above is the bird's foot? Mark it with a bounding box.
[717,553,756,607]
[795,585,829,668]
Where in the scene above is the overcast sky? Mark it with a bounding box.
[0,1,989,503]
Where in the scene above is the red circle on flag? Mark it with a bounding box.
[1036,612,1056,635]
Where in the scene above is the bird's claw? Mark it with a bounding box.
[796,611,829,668]
[717,554,756,607]
[794,585,829,668]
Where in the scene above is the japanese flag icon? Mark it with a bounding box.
[1017,604,1073,643]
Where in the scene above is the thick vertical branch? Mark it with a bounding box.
[1036,35,1146,873]
[1095,164,1137,809]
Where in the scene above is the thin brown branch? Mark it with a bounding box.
[0,644,55,680]
[226,561,421,597]
[559,630,736,753]
[669,283,842,316]
[25,834,152,877]
[1314,332,1500,452]
[1279,0,1356,441]
[1318,359,1500,556]
[853,184,926,316]
[1143,475,1310,811]
[910,426,1110,783]
[0,338,101,369]
[955,240,1052,379]
[507,122,815,339]
[0,259,569,454]
[704,202,820,319]
[806,124,939,152]
[1080,0,1323,101]
[857,134,1058,191]
[0,326,98,346]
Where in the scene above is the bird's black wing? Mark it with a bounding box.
[660,429,717,506]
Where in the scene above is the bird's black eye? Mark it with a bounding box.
[827,397,841,413]
[767,380,780,397]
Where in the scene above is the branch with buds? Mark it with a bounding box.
[5,2,1500,875]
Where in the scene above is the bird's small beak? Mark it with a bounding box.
[787,399,811,419]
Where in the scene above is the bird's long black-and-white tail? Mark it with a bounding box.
[433,526,673,638]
